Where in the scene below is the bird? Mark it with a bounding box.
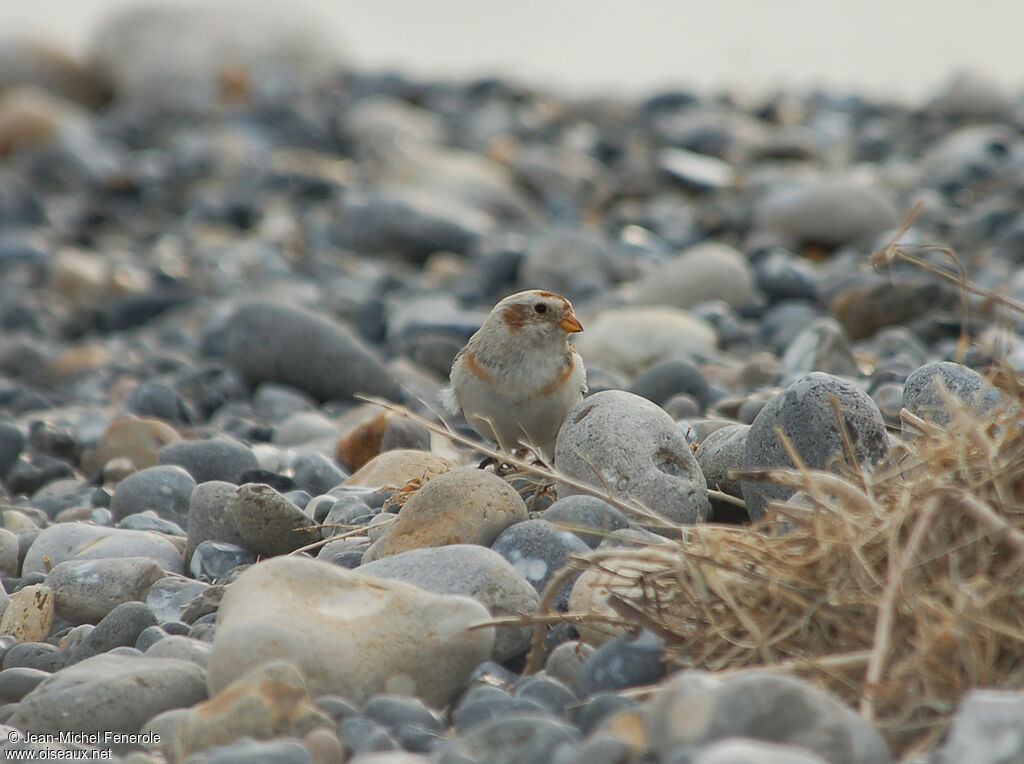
[443,290,587,460]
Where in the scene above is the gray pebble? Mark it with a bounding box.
[780,317,860,378]
[0,666,48,703]
[579,692,640,736]
[2,642,65,673]
[741,373,889,521]
[225,300,403,403]
[901,361,1004,436]
[189,540,256,581]
[189,738,314,764]
[545,640,595,688]
[380,418,431,453]
[942,689,1024,764]
[491,519,588,610]
[157,438,258,484]
[694,423,750,524]
[69,601,157,663]
[291,451,348,495]
[109,464,195,525]
[126,381,194,426]
[47,556,164,625]
[338,714,398,756]
[0,422,25,479]
[451,685,549,732]
[144,576,210,623]
[542,495,629,548]
[116,512,186,536]
[574,629,666,698]
[437,712,581,763]
[362,694,444,733]
[186,480,246,562]
[8,652,207,736]
[512,674,577,719]
[226,482,320,557]
[628,358,712,411]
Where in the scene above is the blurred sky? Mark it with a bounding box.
[3,0,1023,101]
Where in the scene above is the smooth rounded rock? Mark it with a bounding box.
[555,390,711,527]
[755,179,898,248]
[207,557,495,707]
[574,629,666,698]
[187,480,246,562]
[145,576,210,624]
[157,438,258,484]
[189,540,256,581]
[46,556,164,624]
[89,417,180,473]
[8,652,207,736]
[109,465,195,526]
[0,666,49,702]
[628,357,713,411]
[691,739,830,764]
[901,361,1003,436]
[225,301,402,403]
[362,468,528,563]
[694,424,750,524]
[359,544,539,661]
[342,450,454,490]
[542,496,630,549]
[0,527,19,578]
[226,483,320,558]
[491,519,588,610]
[645,671,891,764]
[1,642,65,673]
[942,689,1024,764]
[780,317,860,378]
[573,307,717,377]
[0,584,53,643]
[632,242,754,310]
[434,714,580,764]
[68,601,157,663]
[741,373,889,521]
[24,525,184,576]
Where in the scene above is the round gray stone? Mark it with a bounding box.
[68,601,158,663]
[109,465,195,525]
[901,361,1004,437]
[741,373,889,521]
[555,390,711,527]
[542,496,629,549]
[694,423,750,523]
[186,480,245,562]
[157,438,258,484]
[226,483,320,557]
[46,556,164,624]
[491,519,589,610]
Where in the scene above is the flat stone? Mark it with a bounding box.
[226,483,320,557]
[542,496,630,549]
[46,556,164,624]
[68,601,157,663]
[109,465,195,526]
[157,438,258,485]
[187,480,245,562]
[632,242,754,310]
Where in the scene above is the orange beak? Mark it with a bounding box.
[559,313,584,333]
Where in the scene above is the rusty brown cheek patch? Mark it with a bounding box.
[501,304,531,332]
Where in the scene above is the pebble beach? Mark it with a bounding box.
[0,3,1023,763]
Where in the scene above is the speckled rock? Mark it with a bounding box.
[8,652,207,736]
[741,373,889,521]
[46,556,164,624]
[555,390,710,527]
[542,496,630,549]
[491,519,588,610]
[901,361,1004,436]
[780,317,860,377]
[632,242,754,310]
[573,307,717,377]
[109,465,195,526]
[186,480,246,562]
[362,468,528,563]
[359,544,538,661]
[645,671,891,764]
[172,659,332,760]
[342,450,454,490]
[0,584,53,643]
[226,482,320,557]
[208,557,494,707]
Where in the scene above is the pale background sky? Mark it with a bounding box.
[2,0,1022,100]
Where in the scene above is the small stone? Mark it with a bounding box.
[628,358,713,411]
[542,496,629,549]
[359,544,539,661]
[741,373,889,521]
[189,540,256,581]
[126,380,194,426]
[512,674,577,719]
[755,178,898,248]
[46,556,164,624]
[292,452,348,495]
[186,480,246,562]
[0,584,53,642]
[942,689,1024,764]
[491,519,588,610]
[338,714,399,756]
[0,666,48,702]
[831,278,957,341]
[208,557,494,707]
[573,307,717,377]
[109,464,195,526]
[574,630,666,698]
[1,641,65,673]
[579,693,641,736]
[144,576,210,623]
[780,317,860,377]
[8,652,207,736]
[545,640,595,688]
[555,390,711,527]
[901,361,1004,436]
[0,527,19,578]
[691,739,830,764]
[644,671,890,764]
[380,418,431,454]
[451,685,547,732]
[632,242,754,310]
[342,450,454,490]
[23,525,184,576]
[518,229,617,302]
[362,468,527,563]
[694,424,750,524]
[434,713,580,763]
[157,438,259,484]
[68,601,157,663]
[0,422,25,479]
[224,483,319,557]
[225,301,402,403]
[89,417,181,473]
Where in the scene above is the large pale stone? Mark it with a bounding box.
[208,557,494,707]
[342,449,454,490]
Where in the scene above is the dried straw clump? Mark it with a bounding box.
[562,377,1024,756]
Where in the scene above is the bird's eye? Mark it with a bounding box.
[533,303,547,314]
